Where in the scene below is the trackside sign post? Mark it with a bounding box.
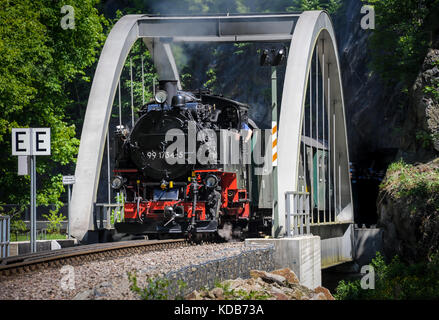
[62,175,75,239]
[12,128,51,253]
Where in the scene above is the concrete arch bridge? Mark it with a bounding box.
[70,11,354,280]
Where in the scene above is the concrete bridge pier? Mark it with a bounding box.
[246,236,321,289]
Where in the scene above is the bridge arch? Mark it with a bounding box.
[277,11,353,237]
[70,15,182,240]
[70,11,353,253]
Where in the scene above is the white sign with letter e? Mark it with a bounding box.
[11,127,50,254]
[12,128,51,156]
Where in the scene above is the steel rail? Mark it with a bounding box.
[0,238,188,276]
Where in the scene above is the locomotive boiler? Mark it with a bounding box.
[111,80,268,241]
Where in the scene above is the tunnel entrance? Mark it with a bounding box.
[350,148,398,226]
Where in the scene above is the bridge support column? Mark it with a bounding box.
[246,236,321,289]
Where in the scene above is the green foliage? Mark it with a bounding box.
[366,0,438,88]
[42,209,66,234]
[214,281,272,300]
[379,159,439,260]
[423,83,439,101]
[106,11,158,124]
[423,59,439,101]
[335,252,439,300]
[176,279,188,299]
[416,130,433,149]
[380,159,439,200]
[294,0,341,13]
[0,0,107,207]
[334,278,363,299]
[0,205,28,234]
[203,68,218,91]
[128,272,170,300]
[233,43,252,56]
[111,192,125,225]
[120,41,157,114]
[139,0,294,15]
[128,272,188,300]
[422,44,439,105]
[10,219,28,235]
[11,232,66,242]
[120,0,341,21]
[0,205,66,240]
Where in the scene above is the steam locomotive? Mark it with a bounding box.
[111,80,271,241]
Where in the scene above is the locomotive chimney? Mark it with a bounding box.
[158,80,178,106]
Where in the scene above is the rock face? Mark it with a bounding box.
[399,48,439,162]
[185,268,334,300]
[377,158,439,263]
[377,196,420,262]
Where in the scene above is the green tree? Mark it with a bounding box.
[42,209,66,234]
[102,11,158,129]
[294,0,341,13]
[367,0,439,88]
[0,0,107,208]
[335,252,439,300]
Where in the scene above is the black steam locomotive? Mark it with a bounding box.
[111,80,269,240]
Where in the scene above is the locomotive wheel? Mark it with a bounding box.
[111,232,129,242]
[186,232,203,244]
[217,221,248,242]
[231,226,244,241]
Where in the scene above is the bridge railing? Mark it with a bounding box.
[0,215,10,258]
[94,203,124,230]
[285,191,311,237]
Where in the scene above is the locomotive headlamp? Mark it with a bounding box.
[154,90,168,104]
[205,175,218,188]
[111,176,124,189]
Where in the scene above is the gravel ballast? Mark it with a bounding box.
[0,242,246,300]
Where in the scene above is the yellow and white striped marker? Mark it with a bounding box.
[272,121,278,166]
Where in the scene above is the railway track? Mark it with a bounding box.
[0,239,189,277]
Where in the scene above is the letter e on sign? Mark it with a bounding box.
[32,128,51,155]
[12,128,30,156]
[12,128,51,156]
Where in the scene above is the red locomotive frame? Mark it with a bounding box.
[119,169,249,224]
